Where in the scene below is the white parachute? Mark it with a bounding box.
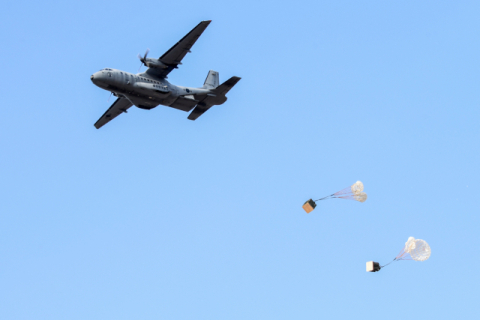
[368,237,431,272]
[354,192,368,203]
[395,237,431,262]
[351,181,364,195]
[315,181,368,203]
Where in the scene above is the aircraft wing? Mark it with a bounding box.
[169,96,199,112]
[147,20,211,78]
[94,97,133,129]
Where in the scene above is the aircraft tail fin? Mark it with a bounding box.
[203,70,219,89]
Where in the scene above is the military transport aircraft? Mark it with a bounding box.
[90,20,240,129]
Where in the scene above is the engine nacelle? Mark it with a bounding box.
[144,58,168,69]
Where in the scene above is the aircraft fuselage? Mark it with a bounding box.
[91,68,213,110]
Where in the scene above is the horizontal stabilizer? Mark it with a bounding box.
[213,76,241,95]
[188,103,212,120]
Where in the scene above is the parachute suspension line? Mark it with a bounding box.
[312,182,367,203]
[395,247,413,261]
[380,258,397,269]
[381,255,412,269]
[314,194,335,202]
[313,193,367,202]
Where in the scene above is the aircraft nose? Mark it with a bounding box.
[91,72,102,85]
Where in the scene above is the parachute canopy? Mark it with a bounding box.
[396,237,431,262]
[351,181,364,195]
[354,192,368,203]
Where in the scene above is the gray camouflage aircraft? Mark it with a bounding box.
[90,20,240,129]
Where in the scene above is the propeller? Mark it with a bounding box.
[137,48,150,72]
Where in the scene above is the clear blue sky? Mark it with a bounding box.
[1,1,479,319]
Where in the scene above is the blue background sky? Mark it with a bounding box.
[1,1,479,319]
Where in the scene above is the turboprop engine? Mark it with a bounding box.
[138,49,168,70]
[142,58,168,69]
